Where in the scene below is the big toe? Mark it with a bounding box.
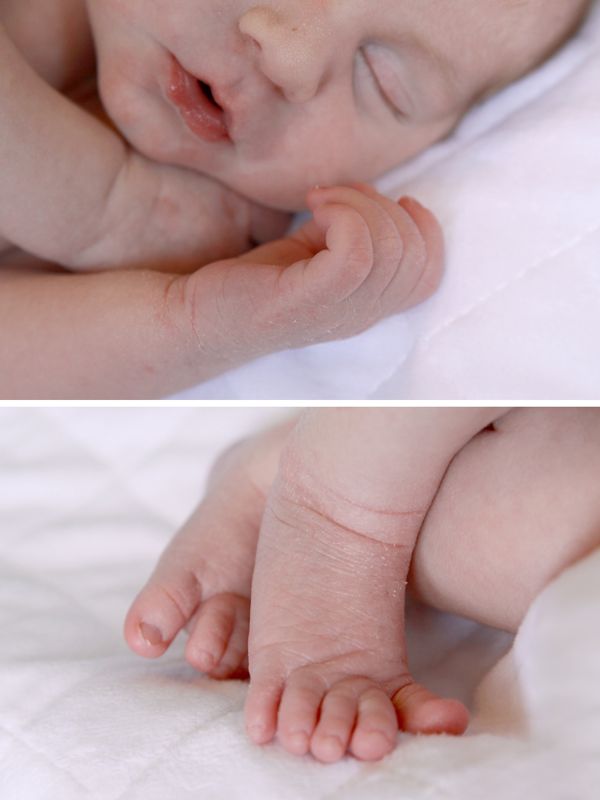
[392,682,470,736]
[124,567,202,658]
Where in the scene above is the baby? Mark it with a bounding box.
[0,1,590,398]
[124,408,600,762]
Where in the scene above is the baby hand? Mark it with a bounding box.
[178,185,444,359]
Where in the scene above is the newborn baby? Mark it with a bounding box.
[125,408,600,762]
[0,1,590,397]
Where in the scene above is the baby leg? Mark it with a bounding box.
[124,419,294,678]
[245,408,503,762]
[410,408,600,634]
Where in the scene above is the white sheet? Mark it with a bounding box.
[1,408,599,799]
[174,2,600,400]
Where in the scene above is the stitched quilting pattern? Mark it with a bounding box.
[1,410,599,799]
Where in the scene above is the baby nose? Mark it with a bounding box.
[238,5,330,103]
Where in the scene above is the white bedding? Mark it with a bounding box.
[174,2,600,400]
[1,408,599,799]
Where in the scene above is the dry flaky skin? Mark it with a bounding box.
[244,409,502,760]
[124,408,600,762]
[0,0,594,398]
[0,185,443,398]
[1,8,445,398]
[124,418,298,677]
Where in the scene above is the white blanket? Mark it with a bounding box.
[1,408,599,799]
[175,2,600,400]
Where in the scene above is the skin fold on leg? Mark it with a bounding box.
[125,408,600,762]
[410,408,600,633]
[124,419,295,679]
[245,408,504,761]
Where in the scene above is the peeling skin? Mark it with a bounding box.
[123,408,600,760]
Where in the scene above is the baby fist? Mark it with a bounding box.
[172,184,444,367]
[302,183,443,335]
[249,183,444,347]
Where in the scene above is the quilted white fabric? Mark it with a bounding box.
[1,408,599,799]
[174,1,600,400]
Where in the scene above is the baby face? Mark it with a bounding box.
[86,0,584,210]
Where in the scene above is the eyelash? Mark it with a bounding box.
[359,48,406,121]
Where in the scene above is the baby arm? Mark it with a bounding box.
[1,185,442,398]
[0,265,198,399]
[0,21,287,273]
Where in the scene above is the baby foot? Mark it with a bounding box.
[124,426,290,679]
[245,461,469,762]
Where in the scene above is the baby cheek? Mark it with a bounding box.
[93,0,139,25]
[97,64,137,130]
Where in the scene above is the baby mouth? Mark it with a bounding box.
[167,56,231,143]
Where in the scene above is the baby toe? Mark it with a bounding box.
[392,682,469,736]
[124,566,202,658]
[201,595,250,679]
[349,686,397,762]
[310,681,362,762]
[277,671,326,756]
[185,593,237,673]
[245,672,284,745]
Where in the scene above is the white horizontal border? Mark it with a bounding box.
[1,400,599,410]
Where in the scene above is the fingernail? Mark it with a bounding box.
[308,184,334,201]
[139,622,164,646]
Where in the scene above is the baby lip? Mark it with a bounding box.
[211,86,234,131]
[167,56,231,142]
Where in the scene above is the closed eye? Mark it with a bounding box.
[359,47,406,121]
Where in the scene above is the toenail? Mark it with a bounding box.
[139,622,164,646]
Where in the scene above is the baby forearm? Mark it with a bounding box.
[0,23,126,264]
[0,0,94,92]
[0,266,252,399]
[0,267,180,399]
